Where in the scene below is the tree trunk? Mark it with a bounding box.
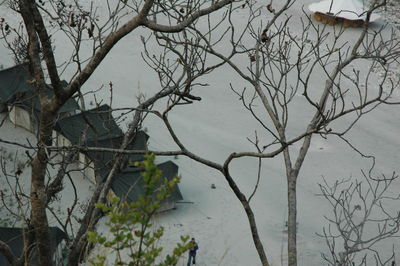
[287,175,297,266]
[243,201,270,266]
[222,170,270,266]
[30,110,56,266]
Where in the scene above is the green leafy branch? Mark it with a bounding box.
[88,153,190,266]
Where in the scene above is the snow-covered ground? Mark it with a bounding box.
[1,0,400,265]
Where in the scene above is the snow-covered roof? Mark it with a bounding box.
[308,0,380,21]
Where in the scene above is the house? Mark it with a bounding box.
[0,63,31,112]
[110,161,183,212]
[9,85,79,133]
[54,104,123,146]
[84,131,149,184]
[0,63,79,133]
[1,65,184,213]
[0,226,67,266]
[79,129,182,212]
[308,0,380,27]
[86,130,149,169]
[54,104,124,182]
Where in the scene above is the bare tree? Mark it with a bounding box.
[318,171,400,265]
[129,0,400,265]
[1,0,400,265]
[0,0,237,265]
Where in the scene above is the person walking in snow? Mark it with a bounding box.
[187,238,199,265]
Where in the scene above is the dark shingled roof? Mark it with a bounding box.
[111,161,183,205]
[55,104,123,145]
[12,84,79,115]
[0,63,79,114]
[0,63,32,103]
[0,226,67,266]
[86,131,149,183]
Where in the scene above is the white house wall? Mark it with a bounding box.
[8,106,32,132]
[56,133,71,147]
[52,239,66,265]
[79,152,96,184]
[52,130,58,146]
[85,161,96,184]
[78,152,86,170]
[8,105,16,125]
